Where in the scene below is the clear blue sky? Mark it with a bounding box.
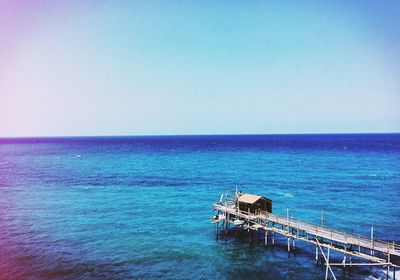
[0,1,399,136]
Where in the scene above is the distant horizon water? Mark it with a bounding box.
[1,131,400,139]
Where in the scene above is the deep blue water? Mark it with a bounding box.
[0,134,399,279]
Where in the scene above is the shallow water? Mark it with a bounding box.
[0,134,399,279]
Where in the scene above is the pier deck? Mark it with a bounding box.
[213,200,400,279]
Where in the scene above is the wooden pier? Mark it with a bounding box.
[212,192,400,279]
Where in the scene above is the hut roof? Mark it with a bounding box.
[238,193,262,204]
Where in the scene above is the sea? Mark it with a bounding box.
[0,134,399,280]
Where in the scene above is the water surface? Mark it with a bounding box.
[0,134,399,279]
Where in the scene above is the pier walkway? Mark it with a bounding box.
[212,199,400,279]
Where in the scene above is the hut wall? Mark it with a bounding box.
[238,198,272,213]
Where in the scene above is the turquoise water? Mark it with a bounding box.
[0,134,399,279]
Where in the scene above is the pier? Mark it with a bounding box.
[212,191,400,279]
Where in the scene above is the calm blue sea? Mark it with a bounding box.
[0,134,399,279]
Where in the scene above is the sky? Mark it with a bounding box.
[0,1,399,137]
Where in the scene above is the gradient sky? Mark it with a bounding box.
[0,1,399,136]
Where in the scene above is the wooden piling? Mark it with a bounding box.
[292,238,295,251]
[225,212,229,239]
[386,265,389,280]
[370,226,374,256]
[249,228,252,244]
[325,246,330,280]
[342,254,346,268]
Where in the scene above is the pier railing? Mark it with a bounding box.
[256,209,400,255]
[213,199,400,279]
[213,201,400,256]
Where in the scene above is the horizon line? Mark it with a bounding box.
[1,131,400,139]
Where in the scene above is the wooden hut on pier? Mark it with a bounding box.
[237,193,272,213]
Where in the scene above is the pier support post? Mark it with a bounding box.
[370,226,374,256]
[325,247,330,280]
[342,254,346,268]
[272,232,275,246]
[265,231,268,246]
[386,266,389,280]
[235,226,238,242]
[292,238,296,252]
[287,237,291,256]
[226,213,229,238]
[386,245,391,280]
[316,245,319,263]
[224,221,227,242]
[249,229,252,244]
[286,208,289,234]
[248,208,251,244]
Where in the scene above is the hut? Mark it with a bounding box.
[237,193,272,214]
